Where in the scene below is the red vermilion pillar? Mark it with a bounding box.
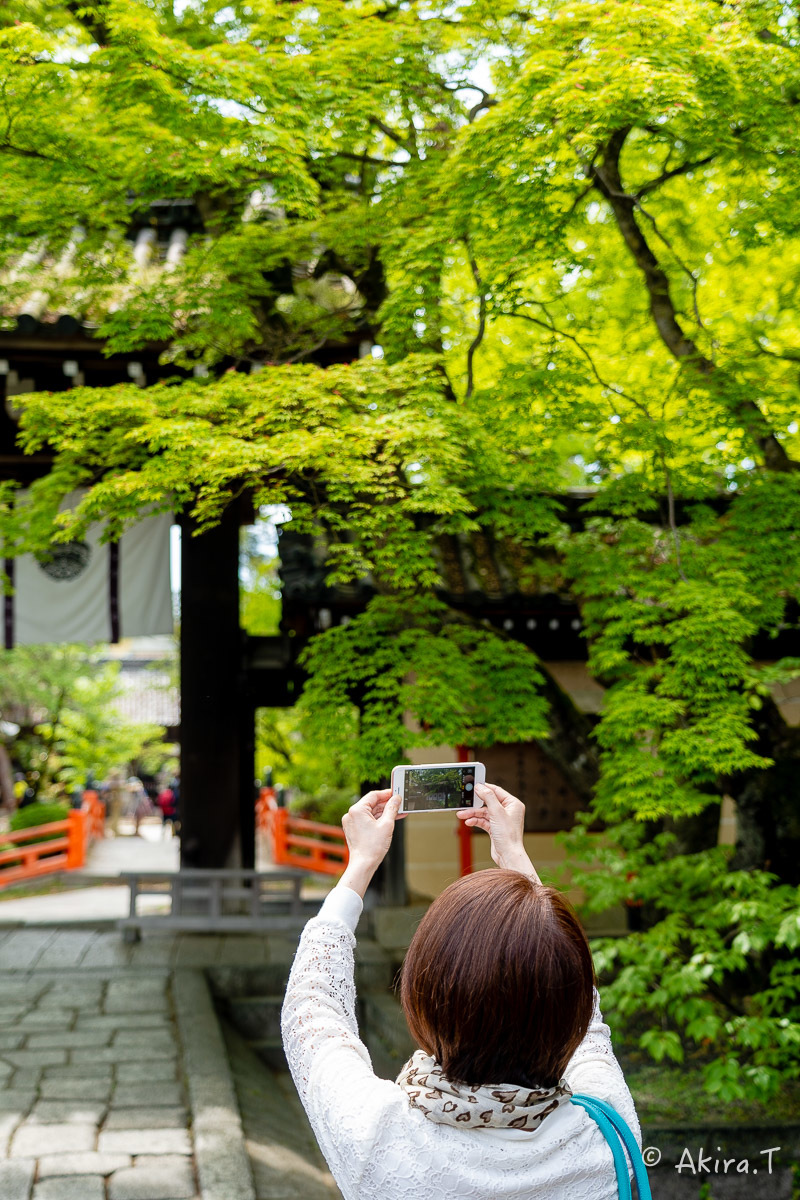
[456,743,473,876]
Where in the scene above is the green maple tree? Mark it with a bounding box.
[1,0,800,1099]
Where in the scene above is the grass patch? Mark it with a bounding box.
[0,877,113,902]
[629,1065,800,1125]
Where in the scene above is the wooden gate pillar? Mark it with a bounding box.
[180,503,254,869]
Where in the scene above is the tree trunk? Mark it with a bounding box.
[532,665,599,806]
[727,697,800,885]
[0,743,15,812]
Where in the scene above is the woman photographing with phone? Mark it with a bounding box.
[281,782,643,1200]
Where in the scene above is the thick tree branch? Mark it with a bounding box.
[0,141,104,177]
[369,117,409,147]
[467,96,498,123]
[589,129,797,473]
[635,154,715,198]
[465,250,486,399]
[590,128,713,372]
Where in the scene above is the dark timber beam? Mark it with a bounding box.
[180,502,250,869]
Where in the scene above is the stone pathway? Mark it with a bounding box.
[0,969,194,1200]
[0,930,308,1200]
[221,1021,339,1200]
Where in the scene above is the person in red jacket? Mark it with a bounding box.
[156,785,177,838]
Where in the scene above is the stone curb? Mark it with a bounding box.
[173,970,256,1200]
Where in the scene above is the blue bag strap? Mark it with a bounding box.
[578,1096,652,1200]
[570,1096,632,1200]
[570,1094,652,1200]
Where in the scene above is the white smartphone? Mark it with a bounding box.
[391,762,486,814]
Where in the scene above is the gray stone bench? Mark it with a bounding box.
[118,868,308,941]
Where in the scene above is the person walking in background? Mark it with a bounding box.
[106,770,124,837]
[156,783,177,838]
[126,776,153,836]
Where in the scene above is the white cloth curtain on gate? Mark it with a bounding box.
[5,492,174,646]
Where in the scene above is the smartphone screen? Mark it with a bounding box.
[403,765,477,812]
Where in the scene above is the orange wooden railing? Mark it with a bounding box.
[256,787,349,877]
[0,791,106,889]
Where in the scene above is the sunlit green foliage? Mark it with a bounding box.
[2,0,800,1098]
[0,646,165,796]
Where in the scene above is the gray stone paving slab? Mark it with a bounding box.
[15,1012,78,1029]
[0,1158,36,1200]
[29,931,99,970]
[9,1072,42,1092]
[43,1063,113,1079]
[0,974,44,993]
[77,941,134,970]
[29,1100,107,1125]
[0,931,57,970]
[75,1015,171,1034]
[105,982,168,1014]
[37,1152,131,1177]
[0,1109,25,1155]
[3,1050,68,1069]
[38,989,104,1009]
[109,1155,196,1200]
[0,1032,25,1050]
[33,1175,105,1200]
[40,1078,112,1102]
[98,1129,192,1156]
[11,1122,96,1157]
[113,1031,175,1049]
[0,1089,36,1111]
[0,1007,28,1024]
[113,1084,183,1108]
[27,1031,108,1049]
[72,1042,177,1064]
[116,1062,178,1084]
[104,1108,186,1130]
[122,942,176,969]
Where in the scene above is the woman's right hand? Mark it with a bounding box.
[457,783,541,883]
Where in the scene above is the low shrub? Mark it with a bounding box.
[9,802,70,843]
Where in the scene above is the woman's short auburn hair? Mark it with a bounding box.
[400,870,595,1089]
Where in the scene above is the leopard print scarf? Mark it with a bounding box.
[396,1050,572,1130]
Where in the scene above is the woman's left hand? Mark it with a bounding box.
[340,789,402,897]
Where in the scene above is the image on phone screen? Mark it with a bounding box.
[404,766,476,812]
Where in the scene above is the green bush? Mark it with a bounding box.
[9,802,70,843]
[289,786,355,829]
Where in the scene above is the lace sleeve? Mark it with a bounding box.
[281,902,409,1199]
[563,988,641,1148]
[281,911,368,1099]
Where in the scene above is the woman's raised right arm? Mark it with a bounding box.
[457,782,542,880]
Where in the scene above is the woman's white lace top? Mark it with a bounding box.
[281,885,642,1200]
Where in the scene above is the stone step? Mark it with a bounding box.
[250,1037,288,1072]
[225,995,283,1041]
[208,937,395,1000]
[360,990,416,1082]
[221,1017,340,1199]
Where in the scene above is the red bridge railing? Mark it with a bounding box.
[257,787,348,877]
[0,791,106,890]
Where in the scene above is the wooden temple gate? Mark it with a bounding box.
[0,204,721,902]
